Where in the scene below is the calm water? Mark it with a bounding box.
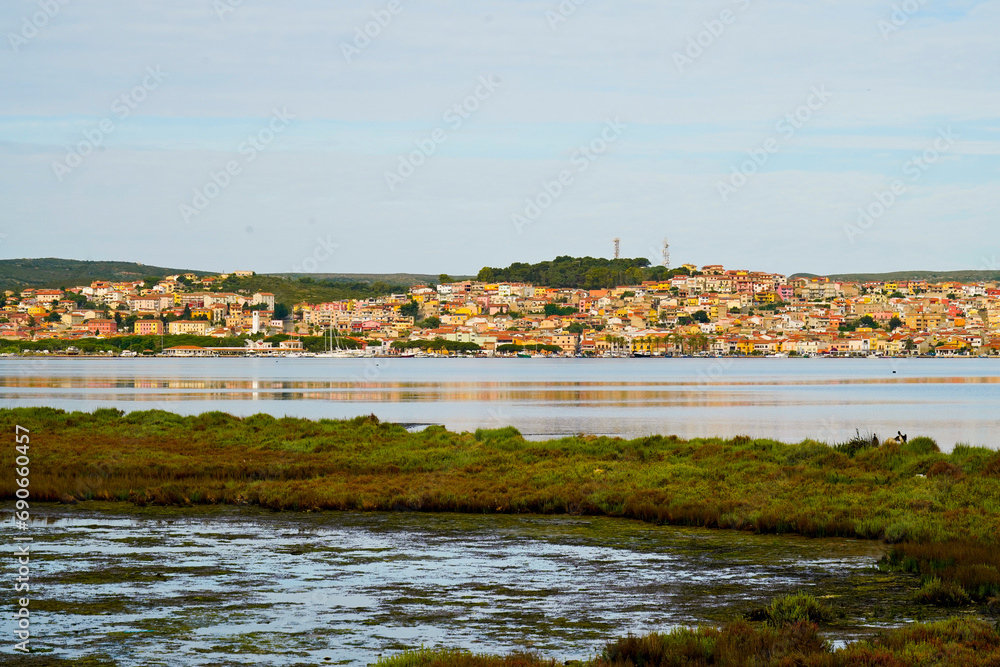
[13,505,922,666]
[1,358,998,450]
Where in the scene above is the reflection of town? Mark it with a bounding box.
[0,376,997,407]
[4,264,1000,357]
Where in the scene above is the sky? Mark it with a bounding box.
[0,0,998,277]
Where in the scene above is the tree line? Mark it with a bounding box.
[477,255,692,290]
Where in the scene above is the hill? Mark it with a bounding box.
[211,274,412,306]
[792,269,1000,283]
[0,259,438,304]
[0,258,213,292]
[271,273,468,287]
[477,255,688,290]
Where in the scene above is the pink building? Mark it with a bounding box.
[86,319,118,336]
[135,320,163,335]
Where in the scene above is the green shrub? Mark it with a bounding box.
[783,440,831,465]
[474,426,523,442]
[914,578,971,607]
[903,436,939,455]
[747,592,835,626]
[834,429,878,457]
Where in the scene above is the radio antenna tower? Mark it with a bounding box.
[662,238,670,268]
[613,237,620,259]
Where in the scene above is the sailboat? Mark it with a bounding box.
[316,325,355,358]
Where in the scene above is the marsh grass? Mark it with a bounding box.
[745,592,837,626]
[374,649,556,667]
[373,615,1000,667]
[3,407,999,603]
[882,541,1000,602]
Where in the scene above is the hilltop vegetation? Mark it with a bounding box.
[793,269,1000,283]
[0,258,441,304]
[477,256,690,290]
[0,258,211,292]
[208,273,409,306]
[272,272,466,287]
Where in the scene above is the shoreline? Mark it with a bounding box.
[1,353,996,359]
[3,408,998,569]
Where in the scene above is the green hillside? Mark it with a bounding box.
[477,255,689,289]
[793,269,1000,283]
[210,274,410,306]
[0,258,213,292]
[272,272,469,287]
[0,259,420,304]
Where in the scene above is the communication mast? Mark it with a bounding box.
[613,237,620,259]
[662,238,670,268]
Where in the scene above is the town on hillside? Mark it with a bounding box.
[2,264,999,357]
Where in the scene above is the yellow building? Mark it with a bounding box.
[168,320,210,336]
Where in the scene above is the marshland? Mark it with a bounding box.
[2,406,999,665]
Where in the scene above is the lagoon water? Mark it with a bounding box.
[1,357,998,450]
[19,506,921,666]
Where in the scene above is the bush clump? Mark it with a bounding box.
[746,592,835,626]
[834,429,879,457]
[903,436,939,455]
[914,578,971,607]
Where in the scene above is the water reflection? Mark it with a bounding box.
[1,358,997,450]
[25,506,925,666]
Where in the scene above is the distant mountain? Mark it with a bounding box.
[0,258,476,303]
[271,272,470,287]
[791,269,1000,283]
[0,258,213,292]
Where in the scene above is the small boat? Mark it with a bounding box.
[517,352,532,358]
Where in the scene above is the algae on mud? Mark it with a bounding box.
[2,505,944,665]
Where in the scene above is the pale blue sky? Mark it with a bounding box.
[1,0,998,275]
